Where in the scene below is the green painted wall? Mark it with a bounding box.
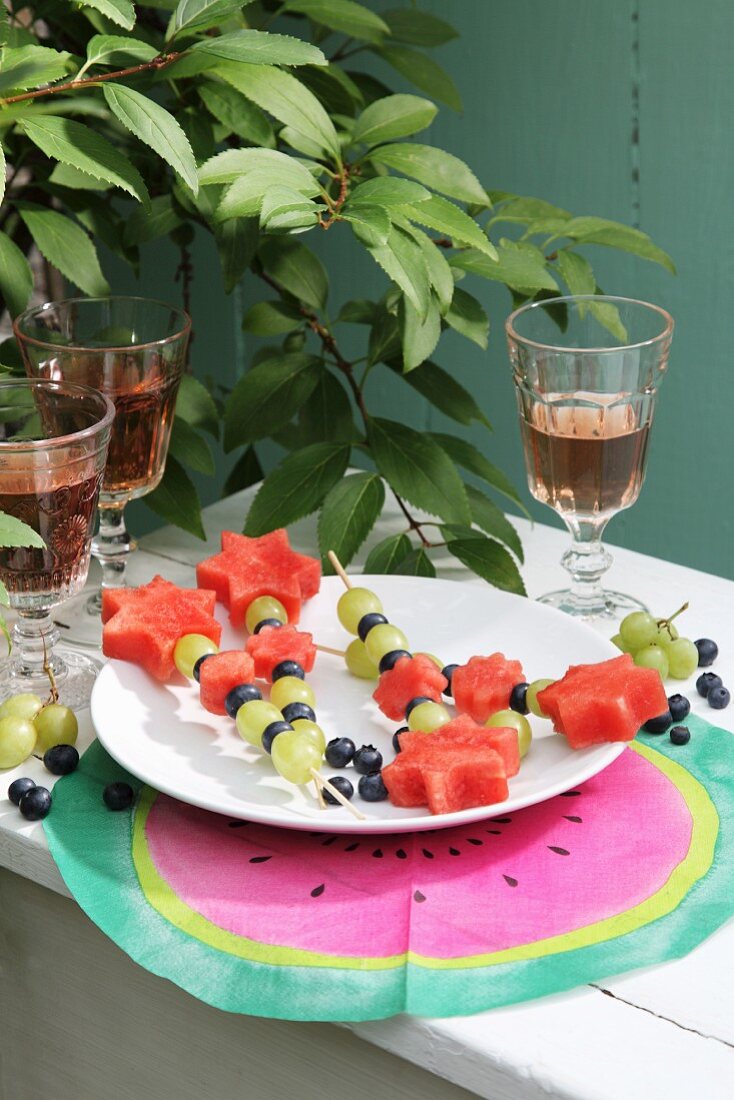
[125,1,734,581]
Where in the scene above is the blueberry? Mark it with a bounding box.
[8,777,35,806]
[392,725,409,754]
[358,772,388,802]
[43,744,79,776]
[357,612,388,642]
[441,664,460,698]
[509,682,529,715]
[696,672,723,698]
[643,710,672,734]
[708,685,730,711]
[281,702,316,724]
[253,618,283,635]
[694,638,718,667]
[670,725,691,746]
[378,649,411,674]
[193,653,215,682]
[272,660,304,682]
[353,745,383,775]
[323,776,354,805]
[261,721,293,754]
[103,782,134,811]
[405,695,432,719]
[19,786,52,820]
[224,683,262,719]
[667,694,691,723]
[324,737,356,768]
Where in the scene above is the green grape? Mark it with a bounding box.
[666,637,699,680]
[173,634,219,679]
[0,693,43,722]
[364,623,409,665]
[619,611,658,651]
[235,700,282,748]
[336,587,383,635]
[271,730,322,785]
[416,652,444,669]
[655,622,679,651]
[291,718,326,754]
[34,704,78,751]
[344,639,378,680]
[0,715,37,768]
[407,700,450,733]
[245,596,287,634]
[485,709,533,758]
[270,676,316,711]
[526,678,555,718]
[634,644,669,679]
[610,633,632,654]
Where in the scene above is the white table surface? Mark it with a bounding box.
[1,487,733,1100]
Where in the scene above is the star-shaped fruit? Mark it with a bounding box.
[196,529,321,628]
[102,576,221,681]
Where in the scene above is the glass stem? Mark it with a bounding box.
[88,505,135,615]
[11,610,65,691]
[560,519,613,610]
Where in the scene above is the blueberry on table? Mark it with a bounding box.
[667,694,691,723]
[509,682,530,715]
[670,725,691,745]
[694,638,719,667]
[358,772,389,802]
[353,745,383,775]
[324,737,356,768]
[392,726,409,754]
[253,618,284,635]
[281,702,316,725]
[43,744,79,776]
[708,685,730,711]
[357,612,388,642]
[323,776,354,805]
[643,711,672,734]
[225,683,263,720]
[272,660,304,682]
[441,664,460,697]
[261,721,294,754]
[103,782,134,812]
[378,649,412,674]
[19,786,52,821]
[8,777,35,806]
[697,672,723,698]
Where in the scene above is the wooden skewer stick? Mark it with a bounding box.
[315,643,346,658]
[310,768,366,821]
[313,778,326,810]
[328,550,352,590]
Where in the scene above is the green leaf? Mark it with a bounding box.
[489,195,571,226]
[176,374,220,437]
[284,0,389,43]
[169,418,215,475]
[48,163,107,190]
[199,82,275,147]
[383,9,457,46]
[214,63,340,160]
[465,484,523,563]
[368,143,485,205]
[259,186,322,232]
[20,116,148,203]
[215,217,258,292]
[445,286,489,349]
[363,532,411,573]
[199,145,318,187]
[400,293,441,371]
[397,219,453,312]
[298,371,358,442]
[0,231,33,318]
[402,194,497,258]
[368,417,470,524]
[259,237,328,310]
[447,535,526,595]
[84,35,158,68]
[451,240,558,292]
[395,361,490,429]
[0,45,71,93]
[353,94,437,145]
[368,306,401,365]
[377,46,461,111]
[336,299,379,325]
[224,353,322,450]
[342,204,391,247]
[242,300,302,336]
[366,223,430,316]
[554,249,596,296]
[432,432,528,513]
[143,456,205,540]
[191,30,325,68]
[18,206,110,297]
[169,0,252,38]
[394,547,436,577]
[0,6,8,50]
[223,445,264,496]
[0,512,44,549]
[559,217,676,274]
[347,176,430,208]
[125,194,182,245]
[245,442,350,535]
[318,472,385,571]
[102,84,198,195]
[588,297,629,343]
[80,0,135,30]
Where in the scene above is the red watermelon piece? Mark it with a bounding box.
[537,654,668,749]
[383,744,508,815]
[373,655,448,721]
[196,529,321,628]
[199,651,256,715]
[102,576,221,682]
[400,715,520,777]
[452,653,525,724]
[246,624,316,682]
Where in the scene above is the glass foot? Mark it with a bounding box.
[538,588,648,622]
[0,645,102,709]
[52,587,103,649]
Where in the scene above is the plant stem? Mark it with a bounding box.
[319,164,350,230]
[0,53,183,105]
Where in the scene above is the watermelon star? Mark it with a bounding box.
[196,529,321,628]
[102,576,222,682]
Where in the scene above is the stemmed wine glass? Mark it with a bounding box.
[0,379,114,706]
[506,295,673,620]
[15,297,190,646]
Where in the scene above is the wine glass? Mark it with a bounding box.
[0,379,113,707]
[15,297,190,646]
[506,295,673,620]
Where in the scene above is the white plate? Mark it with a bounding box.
[92,575,623,834]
